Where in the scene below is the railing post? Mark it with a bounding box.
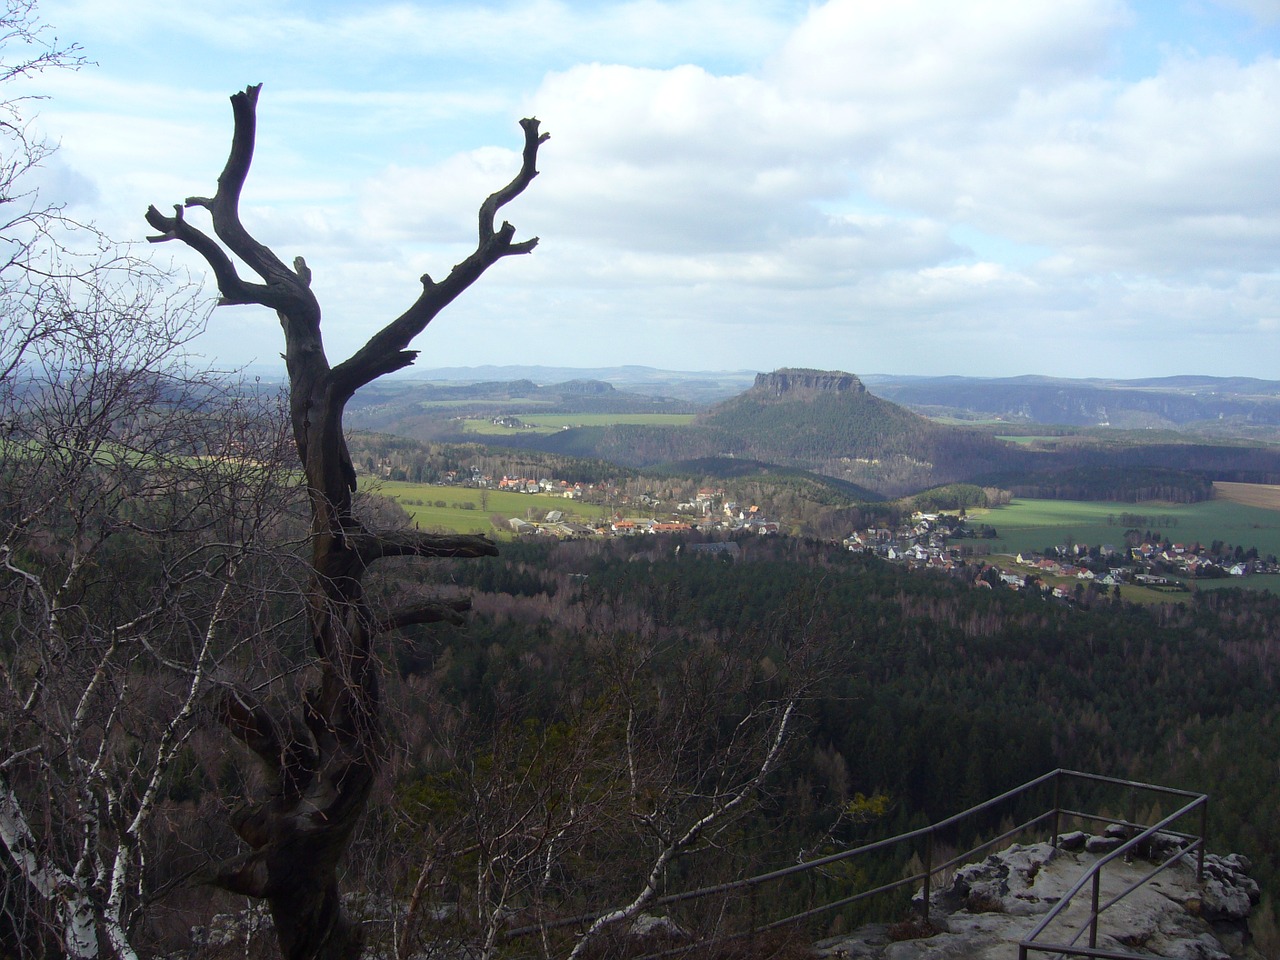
[922,830,933,922]
[1198,799,1208,882]
[1051,773,1061,849]
[749,881,759,954]
[809,858,817,916]
[1090,869,1101,949]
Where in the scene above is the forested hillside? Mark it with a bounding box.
[391,537,1280,936]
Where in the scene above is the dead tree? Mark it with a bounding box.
[145,84,547,960]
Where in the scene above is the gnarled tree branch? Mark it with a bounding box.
[144,203,276,307]
[144,86,317,325]
[214,686,318,799]
[376,598,472,634]
[479,117,548,244]
[144,84,537,960]
[330,117,547,400]
[205,85,319,316]
[350,529,499,566]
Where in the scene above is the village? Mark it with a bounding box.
[843,511,1279,598]
[484,473,783,538]
[422,468,1278,599]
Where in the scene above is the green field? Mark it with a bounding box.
[373,480,610,536]
[461,413,696,436]
[971,496,1280,558]
[960,495,1280,599]
[922,416,1012,426]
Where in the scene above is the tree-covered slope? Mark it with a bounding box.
[422,537,1280,911]
[701,385,927,459]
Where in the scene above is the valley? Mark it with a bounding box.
[15,356,1280,956]
[350,367,1280,602]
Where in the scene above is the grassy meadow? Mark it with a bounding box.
[968,484,1280,596]
[461,412,696,436]
[971,490,1280,558]
[371,479,610,537]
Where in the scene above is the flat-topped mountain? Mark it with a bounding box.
[701,369,928,453]
[749,368,866,399]
[686,369,1010,492]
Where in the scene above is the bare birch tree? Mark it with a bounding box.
[561,617,809,960]
[0,291,301,957]
[0,7,305,957]
[145,85,546,959]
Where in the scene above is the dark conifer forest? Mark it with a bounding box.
[392,537,1280,925]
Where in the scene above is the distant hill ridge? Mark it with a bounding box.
[865,373,1280,429]
[469,367,968,494]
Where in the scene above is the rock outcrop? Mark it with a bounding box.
[749,368,866,399]
[815,832,1259,960]
[175,833,1261,960]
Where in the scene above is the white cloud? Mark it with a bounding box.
[21,0,1280,377]
[858,53,1280,276]
[768,0,1128,121]
[360,147,529,242]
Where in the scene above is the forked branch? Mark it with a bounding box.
[330,117,548,397]
[145,84,319,329]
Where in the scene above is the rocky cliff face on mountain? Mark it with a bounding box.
[816,831,1260,960]
[749,368,867,399]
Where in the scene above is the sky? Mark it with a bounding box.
[12,0,1280,379]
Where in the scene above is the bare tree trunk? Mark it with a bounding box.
[145,85,546,959]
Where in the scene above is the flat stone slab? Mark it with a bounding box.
[814,839,1257,960]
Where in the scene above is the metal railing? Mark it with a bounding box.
[500,769,1209,959]
[1018,787,1208,960]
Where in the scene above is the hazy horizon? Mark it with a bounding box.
[25,0,1280,380]
[238,361,1280,386]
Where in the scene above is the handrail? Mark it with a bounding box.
[498,769,1209,959]
[1018,792,1208,960]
